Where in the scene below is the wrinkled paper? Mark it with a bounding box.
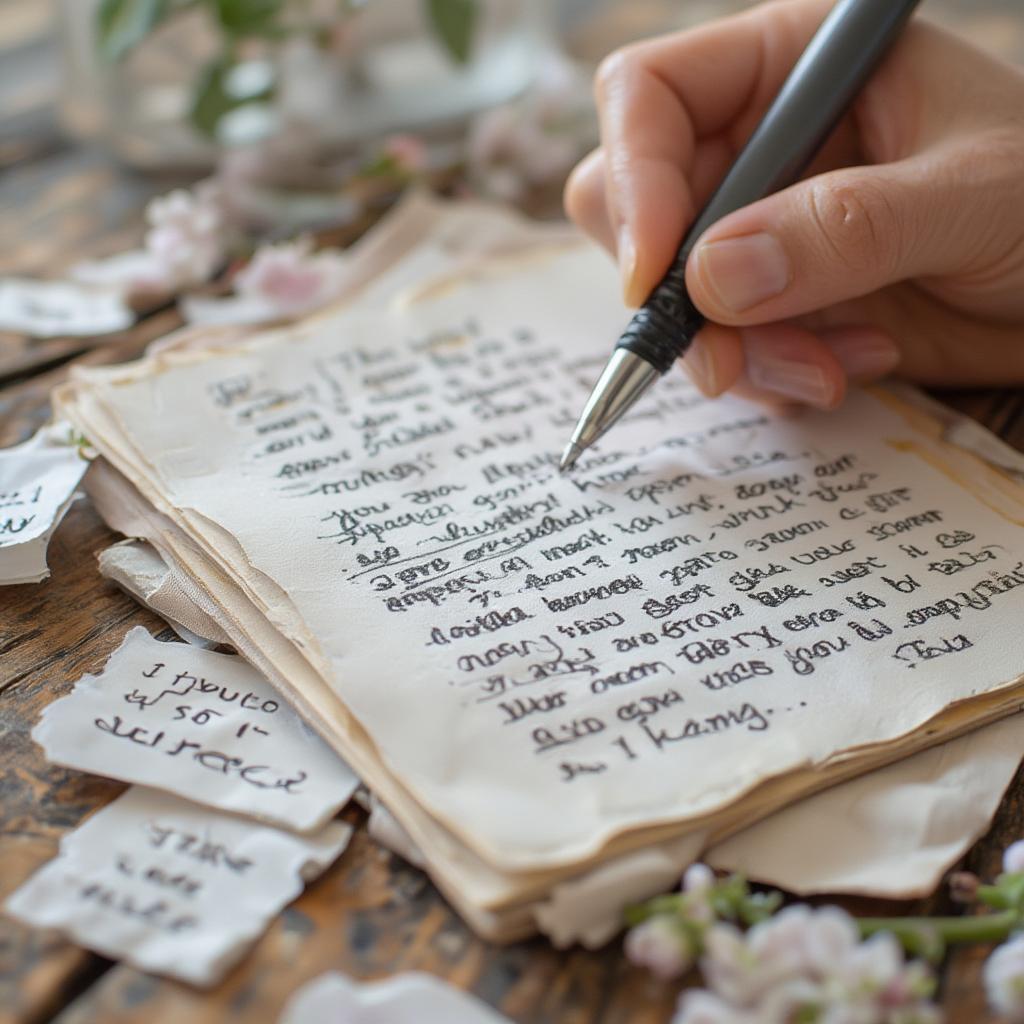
[4,787,351,986]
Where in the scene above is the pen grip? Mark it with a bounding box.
[615,262,704,374]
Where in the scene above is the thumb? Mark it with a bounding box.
[684,158,975,325]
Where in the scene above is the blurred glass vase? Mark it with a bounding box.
[58,0,551,170]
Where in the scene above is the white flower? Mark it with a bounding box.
[697,905,940,1024]
[985,935,1024,1022]
[1004,841,1024,875]
[74,181,229,297]
[144,182,227,288]
[674,988,752,1024]
[684,863,716,895]
[625,916,696,980]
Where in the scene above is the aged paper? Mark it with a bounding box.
[59,235,1024,876]
[69,200,1024,937]
[0,422,88,584]
[279,971,510,1024]
[4,788,351,986]
[34,627,359,832]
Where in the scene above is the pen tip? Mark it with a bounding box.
[559,442,583,474]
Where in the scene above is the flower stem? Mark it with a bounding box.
[858,909,1019,959]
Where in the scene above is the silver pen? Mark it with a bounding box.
[560,0,923,473]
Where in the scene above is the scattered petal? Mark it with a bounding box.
[985,935,1024,1022]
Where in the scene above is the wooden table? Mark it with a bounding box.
[3,2,1024,1022]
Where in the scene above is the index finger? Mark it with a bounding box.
[596,0,835,305]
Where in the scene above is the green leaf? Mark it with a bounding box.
[425,0,478,65]
[96,0,170,62]
[214,0,284,36]
[189,56,274,138]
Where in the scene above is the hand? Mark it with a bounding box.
[564,0,1024,411]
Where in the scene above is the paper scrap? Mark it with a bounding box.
[4,787,351,986]
[98,539,230,647]
[705,712,1024,897]
[279,971,510,1024]
[0,278,134,337]
[0,422,88,584]
[34,627,360,832]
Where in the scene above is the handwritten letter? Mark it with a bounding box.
[58,234,1024,873]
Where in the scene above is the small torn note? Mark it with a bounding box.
[0,278,134,338]
[0,421,88,584]
[279,971,510,1024]
[4,788,351,986]
[34,627,360,832]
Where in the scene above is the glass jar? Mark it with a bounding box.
[57,0,553,172]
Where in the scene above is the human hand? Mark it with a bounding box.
[565,0,1024,410]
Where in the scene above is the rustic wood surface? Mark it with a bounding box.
[2,2,1023,1022]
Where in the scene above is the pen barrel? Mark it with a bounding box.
[617,0,922,372]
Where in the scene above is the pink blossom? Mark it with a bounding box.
[234,237,345,314]
[625,916,696,980]
[383,134,429,175]
[1004,841,1024,875]
[985,935,1024,1022]
[181,237,349,327]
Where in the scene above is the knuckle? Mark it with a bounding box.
[804,179,901,275]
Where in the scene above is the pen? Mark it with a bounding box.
[560,0,924,473]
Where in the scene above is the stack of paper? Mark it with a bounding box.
[54,196,1024,941]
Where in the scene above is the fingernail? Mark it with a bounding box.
[682,340,717,395]
[828,333,901,380]
[618,226,638,305]
[694,233,791,313]
[747,351,834,407]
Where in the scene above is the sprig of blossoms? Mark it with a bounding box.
[625,844,1024,1024]
[678,906,940,1024]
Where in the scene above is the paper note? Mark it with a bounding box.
[58,233,1024,877]
[0,278,133,337]
[0,422,88,585]
[34,627,360,832]
[4,788,350,986]
[279,971,510,1024]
